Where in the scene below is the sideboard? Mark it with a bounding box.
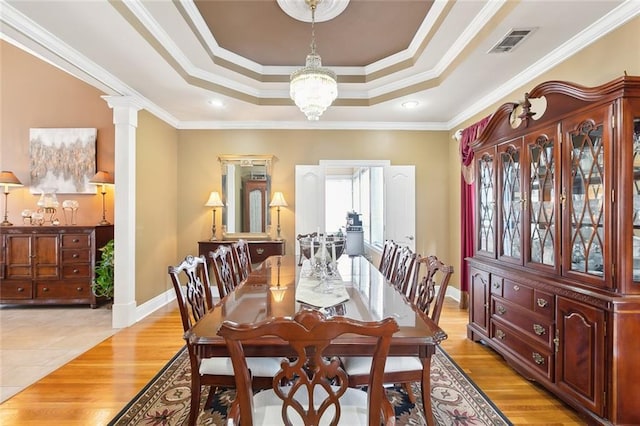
[198,240,285,265]
[0,225,114,308]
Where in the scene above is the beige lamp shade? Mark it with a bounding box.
[0,171,23,190]
[269,191,288,207]
[205,191,224,207]
[89,171,115,185]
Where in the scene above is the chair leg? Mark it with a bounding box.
[189,379,201,426]
[421,357,435,426]
[204,385,217,410]
[403,382,417,403]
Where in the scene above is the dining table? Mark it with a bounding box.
[186,253,447,425]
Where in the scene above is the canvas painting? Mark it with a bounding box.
[29,128,97,194]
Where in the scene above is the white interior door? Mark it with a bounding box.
[384,165,416,251]
[295,165,326,257]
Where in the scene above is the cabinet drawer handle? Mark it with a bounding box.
[513,285,520,291]
[495,329,505,340]
[533,324,546,335]
[492,282,500,289]
[497,305,506,315]
[256,248,264,255]
[73,238,80,243]
[73,269,79,274]
[17,287,24,292]
[76,287,83,292]
[537,298,549,308]
[72,253,79,258]
[532,352,545,365]
[43,287,49,292]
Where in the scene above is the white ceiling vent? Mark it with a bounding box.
[488,28,536,53]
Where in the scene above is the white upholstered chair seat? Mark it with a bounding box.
[251,385,370,426]
[199,356,282,377]
[342,356,422,376]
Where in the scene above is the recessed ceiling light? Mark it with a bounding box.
[401,100,419,109]
[208,99,224,108]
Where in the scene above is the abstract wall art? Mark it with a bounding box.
[29,128,97,194]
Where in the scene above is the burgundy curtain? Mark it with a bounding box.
[459,115,491,309]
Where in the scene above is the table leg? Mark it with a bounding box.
[422,355,435,426]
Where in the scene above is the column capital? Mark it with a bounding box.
[101,96,143,126]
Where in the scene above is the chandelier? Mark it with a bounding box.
[290,0,338,121]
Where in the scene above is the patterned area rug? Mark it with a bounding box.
[109,346,511,425]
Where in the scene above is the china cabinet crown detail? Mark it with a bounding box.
[467,76,640,426]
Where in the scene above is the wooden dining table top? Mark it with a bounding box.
[186,254,448,357]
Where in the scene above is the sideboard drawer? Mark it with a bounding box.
[249,242,285,263]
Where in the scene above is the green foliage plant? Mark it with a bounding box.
[93,239,114,299]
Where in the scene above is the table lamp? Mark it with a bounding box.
[205,191,224,241]
[89,171,115,225]
[269,191,288,241]
[0,171,23,226]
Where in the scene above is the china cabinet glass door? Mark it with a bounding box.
[563,106,612,287]
[632,116,640,283]
[476,149,496,258]
[498,142,523,264]
[525,127,559,271]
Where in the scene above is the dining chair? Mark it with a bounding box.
[232,239,253,283]
[389,245,418,298]
[218,308,399,426]
[342,254,454,425]
[378,239,398,280]
[168,255,281,426]
[209,245,240,298]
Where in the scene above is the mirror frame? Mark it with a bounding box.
[219,154,274,240]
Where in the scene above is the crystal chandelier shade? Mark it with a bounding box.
[290,0,338,121]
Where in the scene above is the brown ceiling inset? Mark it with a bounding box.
[194,1,433,67]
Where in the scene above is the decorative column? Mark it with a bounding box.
[102,95,141,329]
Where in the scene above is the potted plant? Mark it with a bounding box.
[93,239,114,300]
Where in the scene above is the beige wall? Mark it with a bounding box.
[0,41,115,226]
[176,129,452,264]
[135,111,179,304]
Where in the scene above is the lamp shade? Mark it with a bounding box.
[205,191,224,207]
[89,171,114,185]
[0,171,23,188]
[269,191,288,207]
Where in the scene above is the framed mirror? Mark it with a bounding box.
[219,155,273,240]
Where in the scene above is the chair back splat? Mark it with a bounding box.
[414,255,454,325]
[232,239,253,283]
[168,255,213,332]
[218,309,399,426]
[378,239,398,280]
[210,245,239,298]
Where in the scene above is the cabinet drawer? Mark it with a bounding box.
[61,234,90,249]
[61,264,91,279]
[61,249,90,263]
[492,296,554,347]
[533,289,554,318]
[490,275,503,296]
[502,279,533,309]
[0,281,33,299]
[491,319,554,381]
[249,243,285,263]
[36,282,92,299]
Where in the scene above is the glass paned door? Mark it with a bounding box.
[499,143,522,263]
[568,120,605,277]
[476,150,496,257]
[527,130,557,268]
[632,117,640,282]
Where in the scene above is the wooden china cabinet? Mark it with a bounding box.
[467,75,640,425]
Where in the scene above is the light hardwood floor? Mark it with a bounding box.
[0,298,585,425]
